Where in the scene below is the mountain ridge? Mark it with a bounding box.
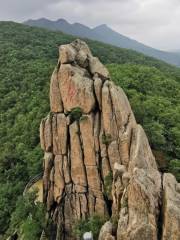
[24,18,180,66]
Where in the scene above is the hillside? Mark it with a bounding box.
[0,21,179,238]
[24,18,180,66]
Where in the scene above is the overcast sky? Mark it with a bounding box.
[0,0,180,51]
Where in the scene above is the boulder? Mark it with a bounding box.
[99,221,115,240]
[59,64,96,113]
[128,124,157,172]
[161,173,180,240]
[40,115,52,152]
[117,168,162,240]
[59,44,76,64]
[50,68,63,113]
[89,56,110,79]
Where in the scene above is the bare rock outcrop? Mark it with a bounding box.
[117,168,161,240]
[161,174,180,240]
[40,39,180,240]
[98,221,115,240]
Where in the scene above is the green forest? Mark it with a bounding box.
[0,21,179,238]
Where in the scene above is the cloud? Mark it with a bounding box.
[0,0,180,50]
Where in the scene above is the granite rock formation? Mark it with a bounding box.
[40,39,180,240]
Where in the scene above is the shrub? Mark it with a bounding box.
[102,134,112,145]
[6,190,46,240]
[169,159,180,182]
[69,107,83,122]
[73,215,107,240]
[80,115,88,121]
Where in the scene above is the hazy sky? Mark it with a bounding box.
[1,0,180,51]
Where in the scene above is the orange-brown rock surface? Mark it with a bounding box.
[40,39,180,240]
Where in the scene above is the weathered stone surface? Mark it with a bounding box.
[99,115,108,158]
[128,124,157,172]
[59,64,95,114]
[86,165,101,191]
[112,163,126,216]
[43,152,53,201]
[122,172,130,188]
[79,194,88,218]
[50,68,63,113]
[70,122,87,188]
[54,155,65,203]
[119,132,130,167]
[71,39,92,68]
[162,173,180,240]
[89,56,110,79]
[109,83,136,132]
[99,221,115,240]
[95,197,108,216]
[117,168,161,240]
[102,157,111,181]
[94,111,100,153]
[63,155,71,184]
[94,75,103,109]
[113,163,126,180]
[47,167,54,211]
[80,114,96,166]
[108,141,121,169]
[57,114,67,154]
[114,163,126,174]
[102,81,118,140]
[52,113,67,155]
[112,178,124,216]
[40,119,45,150]
[40,115,52,152]
[59,44,76,64]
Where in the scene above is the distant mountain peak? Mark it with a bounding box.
[93,24,108,30]
[56,18,69,24]
[34,18,50,22]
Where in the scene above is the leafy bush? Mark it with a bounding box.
[102,134,112,145]
[80,115,88,121]
[5,190,46,240]
[169,159,180,181]
[69,107,83,122]
[73,215,107,240]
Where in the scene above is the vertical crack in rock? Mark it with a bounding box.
[161,174,180,240]
[40,39,180,240]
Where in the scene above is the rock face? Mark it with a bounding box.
[40,39,180,240]
[161,174,180,240]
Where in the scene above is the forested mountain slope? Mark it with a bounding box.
[0,21,179,238]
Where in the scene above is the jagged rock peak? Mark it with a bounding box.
[59,39,110,78]
[40,39,180,240]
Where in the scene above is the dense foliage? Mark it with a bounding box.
[73,215,107,240]
[5,191,46,240]
[0,21,179,236]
